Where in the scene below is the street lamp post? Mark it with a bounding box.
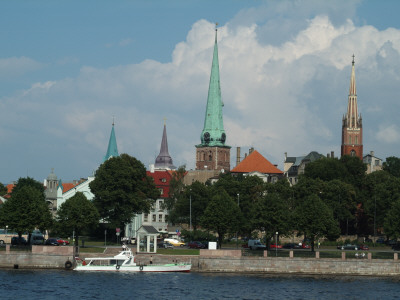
[236,193,240,249]
[190,190,192,231]
[276,232,278,257]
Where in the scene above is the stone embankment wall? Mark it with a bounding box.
[0,245,74,269]
[197,250,400,276]
[2,247,400,276]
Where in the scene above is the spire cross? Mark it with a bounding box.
[163,117,167,126]
[112,116,115,126]
[215,22,218,31]
[352,54,355,64]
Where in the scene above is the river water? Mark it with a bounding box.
[1,270,400,299]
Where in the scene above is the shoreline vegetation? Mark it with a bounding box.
[1,241,398,260]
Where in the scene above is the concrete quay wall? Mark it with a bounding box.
[197,250,400,276]
[2,247,400,276]
[0,245,74,269]
[197,256,400,276]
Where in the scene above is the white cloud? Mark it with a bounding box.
[0,56,42,78]
[376,125,400,143]
[119,38,133,47]
[3,0,400,182]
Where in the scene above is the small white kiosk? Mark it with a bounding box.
[136,225,159,253]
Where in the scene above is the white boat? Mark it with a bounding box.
[74,246,191,272]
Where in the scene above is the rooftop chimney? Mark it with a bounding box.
[236,147,241,166]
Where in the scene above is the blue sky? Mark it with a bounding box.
[2,0,400,184]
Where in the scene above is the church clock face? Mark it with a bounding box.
[203,132,210,143]
[221,133,226,143]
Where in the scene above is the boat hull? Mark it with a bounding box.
[74,263,191,272]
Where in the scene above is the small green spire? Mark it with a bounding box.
[104,121,119,162]
[198,25,229,148]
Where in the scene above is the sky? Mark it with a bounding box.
[2,0,400,184]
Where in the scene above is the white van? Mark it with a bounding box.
[248,239,266,250]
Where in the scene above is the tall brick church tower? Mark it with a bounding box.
[195,25,231,172]
[341,55,363,160]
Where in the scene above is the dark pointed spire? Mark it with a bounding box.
[155,120,176,170]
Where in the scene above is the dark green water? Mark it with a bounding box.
[1,270,400,299]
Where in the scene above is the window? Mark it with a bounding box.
[161,178,166,183]
[350,150,356,157]
[144,214,148,222]
[349,136,352,144]
[355,136,358,144]
[152,214,156,222]
[159,188,164,196]
[159,214,163,222]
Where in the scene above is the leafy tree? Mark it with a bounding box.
[11,177,45,195]
[168,181,209,230]
[212,173,265,237]
[361,171,400,235]
[56,192,100,245]
[0,183,7,196]
[383,156,400,178]
[0,183,52,239]
[384,199,400,240]
[165,165,187,211]
[295,194,339,251]
[319,180,357,235]
[254,192,291,248]
[200,189,241,248]
[304,157,348,182]
[339,155,367,191]
[89,154,159,234]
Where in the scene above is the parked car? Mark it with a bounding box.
[200,241,209,249]
[248,239,267,250]
[337,244,358,250]
[188,241,206,249]
[55,237,69,245]
[376,237,385,244]
[359,244,369,250]
[392,243,400,251]
[11,236,27,246]
[269,243,282,249]
[301,243,311,249]
[283,243,301,249]
[164,238,185,247]
[45,238,60,246]
[157,241,173,249]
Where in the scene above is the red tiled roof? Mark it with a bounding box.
[7,184,14,194]
[231,150,283,174]
[62,183,78,193]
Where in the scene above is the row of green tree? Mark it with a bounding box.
[2,154,400,250]
[0,154,159,245]
[166,156,400,250]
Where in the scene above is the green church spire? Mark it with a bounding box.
[103,120,119,162]
[198,25,229,147]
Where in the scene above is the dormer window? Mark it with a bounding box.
[161,178,166,183]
